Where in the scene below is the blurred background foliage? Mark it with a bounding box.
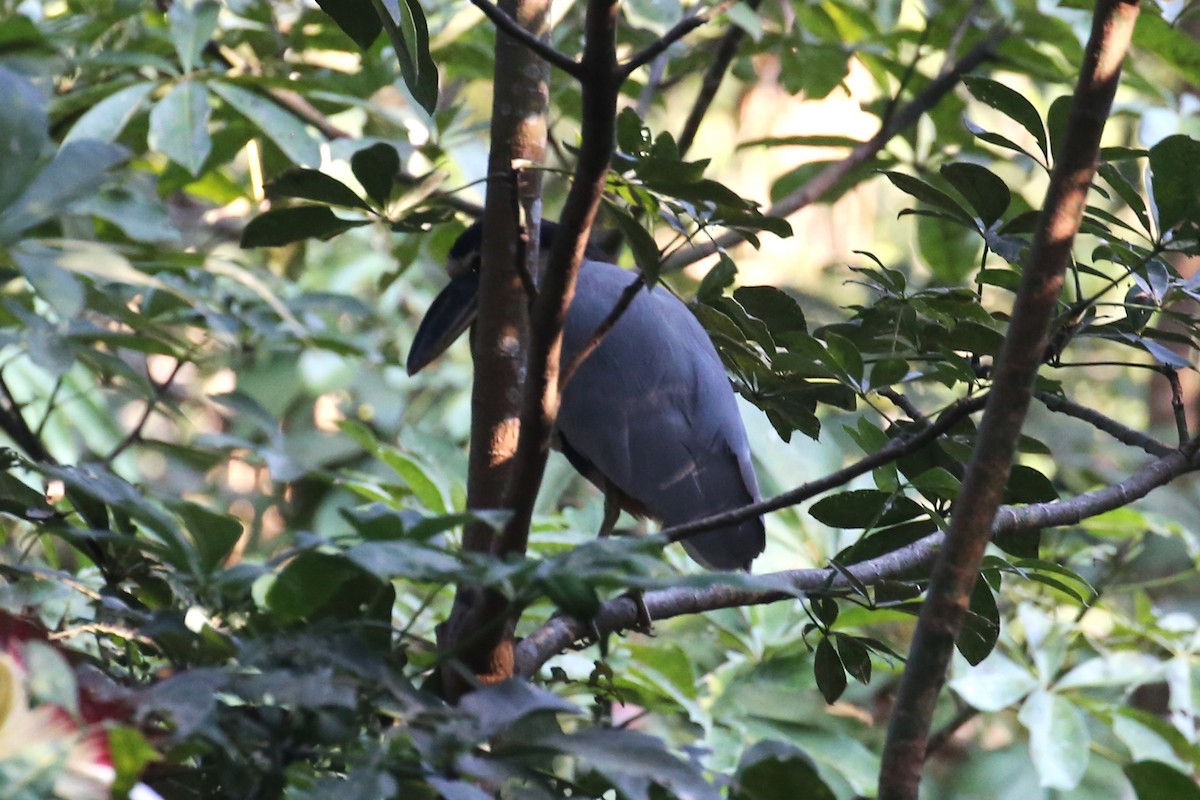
[1,0,1200,797]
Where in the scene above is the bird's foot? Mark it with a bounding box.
[623,590,654,636]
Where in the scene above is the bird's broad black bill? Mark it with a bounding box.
[406,272,480,375]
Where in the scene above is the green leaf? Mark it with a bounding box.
[0,66,49,211]
[350,142,401,207]
[964,76,1049,160]
[1056,652,1162,690]
[868,358,908,390]
[916,213,981,284]
[617,107,651,155]
[0,140,128,245]
[314,0,381,50]
[240,206,371,247]
[378,449,446,514]
[148,80,212,175]
[723,2,764,42]
[1046,94,1072,169]
[732,741,837,800]
[940,162,1010,227]
[1126,761,1200,800]
[169,499,242,574]
[813,637,847,703]
[809,489,926,529]
[541,573,601,619]
[108,725,161,798]
[1132,13,1200,88]
[346,540,463,582]
[13,245,86,318]
[834,634,872,685]
[267,168,370,210]
[956,577,999,665]
[63,81,157,145]
[209,81,322,167]
[698,253,737,303]
[821,331,863,384]
[168,0,220,73]
[963,117,1038,162]
[1018,690,1091,790]
[1149,134,1200,234]
[381,0,439,115]
[733,285,806,335]
[949,651,1038,712]
[604,201,661,281]
[256,551,380,620]
[882,170,973,224]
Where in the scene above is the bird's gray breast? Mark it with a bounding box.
[556,260,765,570]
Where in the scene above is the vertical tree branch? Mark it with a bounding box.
[439,0,552,697]
[877,2,1140,797]
[497,0,621,562]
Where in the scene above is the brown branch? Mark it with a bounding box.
[497,0,621,564]
[1165,368,1190,445]
[470,0,583,77]
[439,0,552,698]
[879,388,929,425]
[663,395,988,545]
[559,274,645,390]
[619,5,723,80]
[661,29,1007,272]
[878,2,1140,797]
[677,0,761,157]
[0,371,52,463]
[1035,391,1174,457]
[103,357,187,466]
[514,436,1196,677]
[925,704,980,757]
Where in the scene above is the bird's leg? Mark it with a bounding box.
[599,488,621,537]
[597,486,653,635]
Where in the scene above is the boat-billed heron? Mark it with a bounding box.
[407,220,765,571]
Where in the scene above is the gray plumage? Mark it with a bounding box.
[408,221,765,571]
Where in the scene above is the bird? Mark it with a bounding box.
[407,219,765,572]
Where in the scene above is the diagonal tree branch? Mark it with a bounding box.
[515,437,1196,677]
[497,0,622,566]
[676,0,761,157]
[878,2,1141,796]
[469,0,583,77]
[661,29,1007,272]
[618,5,721,79]
[1035,391,1174,456]
[662,395,988,543]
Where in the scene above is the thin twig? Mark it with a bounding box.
[1035,391,1174,456]
[34,376,63,440]
[925,704,980,757]
[515,434,1197,677]
[619,4,725,79]
[878,388,928,424]
[677,0,761,156]
[103,358,187,466]
[664,395,988,545]
[661,29,1007,272]
[0,371,51,463]
[559,275,646,390]
[1164,368,1190,445]
[470,0,583,77]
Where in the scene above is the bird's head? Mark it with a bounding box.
[407,219,587,375]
